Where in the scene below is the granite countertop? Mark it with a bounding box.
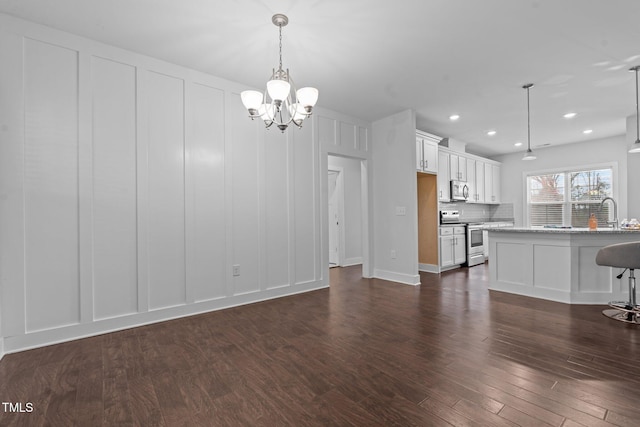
[489,226,640,234]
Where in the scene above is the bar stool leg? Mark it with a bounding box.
[603,268,640,324]
[630,269,637,308]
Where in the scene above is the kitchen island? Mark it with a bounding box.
[488,227,640,304]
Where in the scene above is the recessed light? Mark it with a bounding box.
[487,130,497,136]
[563,112,577,119]
[514,142,523,147]
[583,129,593,134]
[449,114,460,121]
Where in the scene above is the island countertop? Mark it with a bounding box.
[488,226,640,234]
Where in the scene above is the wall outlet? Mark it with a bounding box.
[395,206,406,216]
[390,249,397,259]
[232,264,240,276]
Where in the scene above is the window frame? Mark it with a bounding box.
[524,162,618,228]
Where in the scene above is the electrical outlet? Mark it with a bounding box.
[395,206,406,216]
[232,264,240,276]
[390,249,397,259]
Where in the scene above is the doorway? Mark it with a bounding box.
[327,155,367,273]
[328,169,341,267]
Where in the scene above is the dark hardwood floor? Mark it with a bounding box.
[1,264,639,426]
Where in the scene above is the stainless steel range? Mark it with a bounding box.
[466,223,485,267]
[439,210,485,267]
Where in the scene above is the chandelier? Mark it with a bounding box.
[241,14,318,132]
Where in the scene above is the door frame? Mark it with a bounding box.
[323,153,371,279]
[327,166,345,266]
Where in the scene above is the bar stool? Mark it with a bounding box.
[595,241,640,324]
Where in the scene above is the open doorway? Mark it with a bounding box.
[327,155,366,272]
[328,168,342,267]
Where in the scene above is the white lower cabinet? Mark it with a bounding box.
[440,226,466,268]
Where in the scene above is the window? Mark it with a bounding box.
[527,167,613,227]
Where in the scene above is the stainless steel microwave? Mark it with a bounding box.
[450,180,469,201]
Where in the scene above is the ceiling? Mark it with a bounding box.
[1,0,639,157]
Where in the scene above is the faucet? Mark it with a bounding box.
[600,197,618,229]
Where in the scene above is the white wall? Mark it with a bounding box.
[319,113,372,278]
[0,14,371,353]
[371,109,420,285]
[495,134,629,226]
[328,155,363,266]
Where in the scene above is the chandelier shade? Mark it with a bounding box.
[241,14,318,132]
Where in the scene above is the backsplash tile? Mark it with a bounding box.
[438,201,514,223]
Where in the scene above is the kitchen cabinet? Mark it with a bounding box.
[439,226,466,268]
[465,160,476,203]
[484,163,501,204]
[437,151,450,201]
[416,136,438,174]
[492,164,501,203]
[474,160,485,203]
[449,153,467,181]
[436,147,500,204]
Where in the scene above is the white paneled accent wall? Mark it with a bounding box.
[0,14,371,353]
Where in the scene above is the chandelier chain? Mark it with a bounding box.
[278,24,283,72]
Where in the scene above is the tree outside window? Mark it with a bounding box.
[527,167,612,227]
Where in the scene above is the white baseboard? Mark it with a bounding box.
[0,337,4,362]
[2,281,327,355]
[418,263,439,274]
[373,269,421,286]
[343,257,363,267]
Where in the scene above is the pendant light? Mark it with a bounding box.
[629,65,640,153]
[241,14,318,132]
[522,83,536,160]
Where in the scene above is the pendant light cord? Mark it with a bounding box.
[635,66,639,142]
[527,86,531,150]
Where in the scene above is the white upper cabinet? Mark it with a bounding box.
[449,153,467,181]
[474,160,485,203]
[416,137,438,174]
[484,162,501,204]
[436,147,500,205]
[416,132,440,174]
[438,151,450,201]
[465,160,476,203]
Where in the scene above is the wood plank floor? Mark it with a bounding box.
[1,264,640,426]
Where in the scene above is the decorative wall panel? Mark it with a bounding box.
[146,71,187,310]
[91,56,138,319]
[23,39,80,332]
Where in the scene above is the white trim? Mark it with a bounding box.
[327,165,345,266]
[343,257,363,267]
[418,263,439,274]
[373,269,421,286]
[2,280,327,354]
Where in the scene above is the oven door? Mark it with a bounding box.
[468,227,484,252]
[466,226,485,266]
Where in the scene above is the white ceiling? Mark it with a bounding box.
[1,0,639,156]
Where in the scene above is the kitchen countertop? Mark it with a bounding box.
[489,226,640,234]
